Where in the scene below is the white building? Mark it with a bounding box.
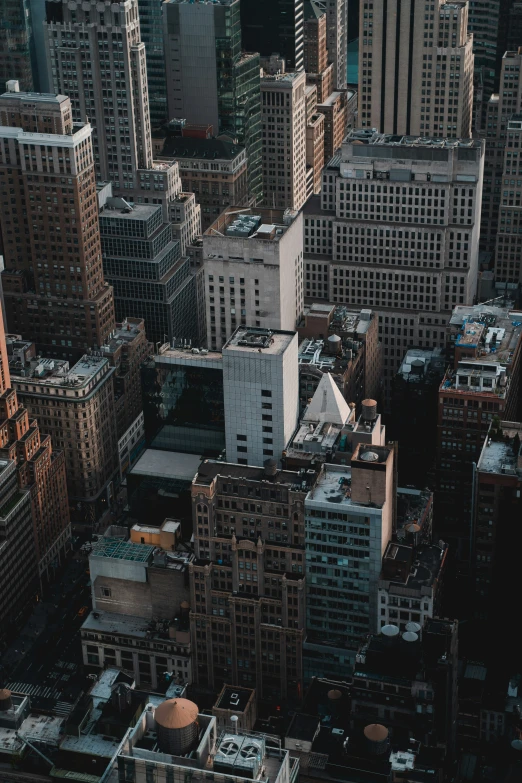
[202,207,304,350]
[304,129,485,403]
[223,327,299,467]
[261,70,308,210]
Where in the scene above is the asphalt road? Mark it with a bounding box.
[2,553,93,717]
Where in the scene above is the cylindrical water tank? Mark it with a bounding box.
[327,334,342,355]
[155,698,199,755]
[363,724,389,756]
[405,622,422,635]
[0,689,12,711]
[264,458,277,477]
[361,399,377,421]
[381,624,400,640]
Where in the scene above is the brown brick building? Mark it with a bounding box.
[0,85,115,360]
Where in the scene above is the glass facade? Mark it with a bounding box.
[141,359,225,456]
[137,0,168,127]
[0,0,36,92]
[215,0,262,202]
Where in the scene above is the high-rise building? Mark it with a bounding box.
[324,0,348,90]
[99,196,198,346]
[44,0,153,191]
[136,0,168,127]
[316,89,349,162]
[359,0,473,138]
[479,50,522,257]
[189,458,317,702]
[305,87,325,196]
[0,85,115,360]
[261,71,308,210]
[223,327,299,468]
[304,129,485,403]
[201,208,304,351]
[303,0,334,102]
[163,0,262,202]
[472,420,522,657]
[9,348,119,524]
[304,436,395,679]
[240,0,304,71]
[0,0,35,92]
[1,310,70,603]
[436,303,522,559]
[494,114,522,285]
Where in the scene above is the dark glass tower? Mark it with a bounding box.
[137,0,168,127]
[240,0,304,71]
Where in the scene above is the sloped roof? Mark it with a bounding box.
[304,372,351,426]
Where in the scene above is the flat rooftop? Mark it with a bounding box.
[81,610,187,642]
[0,90,68,104]
[10,353,110,388]
[478,422,522,476]
[204,206,298,239]
[159,136,245,161]
[91,537,153,562]
[194,460,315,490]
[381,542,447,591]
[306,465,355,507]
[130,448,203,482]
[100,202,160,220]
[345,128,482,149]
[397,347,445,382]
[224,327,296,355]
[215,686,253,713]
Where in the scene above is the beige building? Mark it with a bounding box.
[201,208,304,351]
[494,115,522,284]
[44,0,153,191]
[305,84,325,196]
[359,0,473,139]
[190,460,318,701]
[261,71,308,210]
[0,86,115,360]
[81,522,193,688]
[9,350,118,522]
[303,0,334,102]
[304,130,485,404]
[317,90,349,162]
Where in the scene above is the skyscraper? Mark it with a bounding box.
[0,85,115,359]
[304,129,485,403]
[240,0,304,71]
[260,71,308,210]
[359,0,473,138]
[324,0,348,90]
[44,0,153,191]
[0,0,35,92]
[137,0,168,127]
[163,0,263,202]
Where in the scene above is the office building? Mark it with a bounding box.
[303,1,333,102]
[156,134,250,231]
[190,459,317,701]
[0,0,35,92]
[472,420,522,664]
[297,303,382,412]
[223,327,299,467]
[0,87,115,359]
[44,0,153,190]
[99,196,197,346]
[327,0,348,91]
[359,0,473,139]
[82,523,193,688]
[163,0,262,202]
[436,304,522,558]
[201,208,304,350]
[141,344,225,456]
[389,346,446,487]
[494,114,522,285]
[240,0,304,71]
[9,350,119,524]
[304,130,485,403]
[137,0,167,127]
[261,71,308,211]
[99,318,151,441]
[479,50,522,257]
[468,2,503,130]
[212,685,257,733]
[304,434,395,679]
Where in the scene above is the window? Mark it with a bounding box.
[237,434,247,441]
[261,389,272,397]
[102,587,111,598]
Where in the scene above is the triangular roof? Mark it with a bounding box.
[304,372,351,426]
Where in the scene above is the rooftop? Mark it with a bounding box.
[10,353,111,390]
[0,89,68,104]
[194,460,316,491]
[204,206,298,240]
[100,201,161,220]
[477,421,522,477]
[215,686,253,714]
[306,464,356,507]
[396,487,433,541]
[130,449,203,483]
[82,611,189,643]
[100,319,147,355]
[224,327,296,356]
[91,538,154,563]
[159,135,245,161]
[345,128,482,149]
[380,542,447,592]
[397,347,445,383]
